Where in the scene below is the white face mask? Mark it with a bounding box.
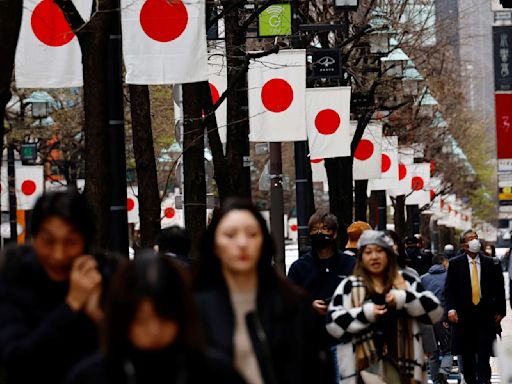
[468,239,481,253]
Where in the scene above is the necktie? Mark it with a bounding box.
[471,260,480,305]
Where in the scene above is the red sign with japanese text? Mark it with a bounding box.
[496,93,512,159]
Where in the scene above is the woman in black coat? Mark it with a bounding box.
[194,198,326,384]
[66,252,244,384]
[0,190,115,383]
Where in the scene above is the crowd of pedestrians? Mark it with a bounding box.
[0,190,507,384]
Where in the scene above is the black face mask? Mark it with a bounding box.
[310,233,334,250]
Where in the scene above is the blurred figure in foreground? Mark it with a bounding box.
[195,198,324,384]
[67,253,244,384]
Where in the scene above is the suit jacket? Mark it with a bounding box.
[445,253,506,354]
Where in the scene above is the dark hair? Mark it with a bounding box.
[103,251,199,357]
[156,226,191,256]
[307,209,338,233]
[353,241,400,296]
[432,254,447,265]
[385,230,408,269]
[460,229,476,244]
[31,189,94,251]
[404,236,419,246]
[195,197,276,291]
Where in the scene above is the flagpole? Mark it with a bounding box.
[106,0,129,255]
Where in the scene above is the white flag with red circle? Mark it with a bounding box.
[287,217,298,241]
[352,122,383,180]
[0,166,8,211]
[369,135,398,191]
[405,163,431,206]
[310,158,327,183]
[121,0,208,85]
[398,146,415,165]
[15,0,92,88]
[161,196,184,227]
[248,49,307,142]
[127,187,139,224]
[15,165,44,210]
[306,87,351,159]
[208,51,227,143]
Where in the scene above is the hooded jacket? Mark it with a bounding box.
[421,264,448,318]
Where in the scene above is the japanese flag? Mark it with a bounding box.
[121,0,208,84]
[15,165,44,210]
[369,135,398,191]
[208,51,227,143]
[287,217,298,241]
[405,163,431,206]
[352,122,383,180]
[0,166,8,211]
[310,158,327,183]
[389,150,413,197]
[161,197,184,228]
[127,187,139,224]
[15,0,92,88]
[248,49,307,142]
[306,87,351,159]
[398,146,415,165]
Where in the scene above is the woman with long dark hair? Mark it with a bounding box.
[194,198,324,384]
[0,190,115,383]
[326,230,443,384]
[67,252,244,383]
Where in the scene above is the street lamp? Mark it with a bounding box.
[402,60,424,97]
[416,87,438,118]
[381,47,410,78]
[24,91,54,119]
[368,8,395,54]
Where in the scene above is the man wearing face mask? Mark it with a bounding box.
[288,210,356,383]
[445,230,506,384]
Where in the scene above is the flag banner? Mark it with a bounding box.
[208,51,227,143]
[0,166,7,211]
[390,152,414,197]
[121,0,208,84]
[306,87,351,159]
[127,187,139,224]
[369,135,398,191]
[161,196,184,227]
[352,122,383,180]
[15,165,44,210]
[15,0,92,88]
[405,163,431,206]
[248,49,307,142]
[287,217,298,241]
[398,146,415,165]
[310,158,327,183]
[496,93,512,160]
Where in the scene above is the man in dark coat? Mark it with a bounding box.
[445,230,506,384]
[405,236,431,276]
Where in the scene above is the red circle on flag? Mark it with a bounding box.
[398,163,407,180]
[164,207,175,218]
[381,154,391,173]
[440,199,445,209]
[448,205,452,213]
[31,0,75,47]
[314,109,340,135]
[209,83,220,104]
[140,0,188,43]
[290,224,298,232]
[310,158,324,164]
[354,139,374,161]
[127,198,135,211]
[261,78,294,113]
[430,190,435,201]
[21,180,37,196]
[411,176,424,191]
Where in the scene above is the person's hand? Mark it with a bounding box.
[392,275,407,289]
[495,314,504,325]
[373,304,387,318]
[83,285,104,323]
[312,300,328,316]
[442,321,450,329]
[66,255,102,312]
[448,310,458,323]
[385,292,396,308]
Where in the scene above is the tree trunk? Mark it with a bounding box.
[354,179,368,222]
[129,84,161,247]
[325,157,353,248]
[393,195,406,241]
[182,83,206,259]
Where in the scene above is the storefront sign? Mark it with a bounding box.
[494,27,512,91]
[258,4,292,37]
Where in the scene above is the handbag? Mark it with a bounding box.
[359,356,402,384]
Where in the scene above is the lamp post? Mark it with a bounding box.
[417,87,438,118]
[402,60,424,97]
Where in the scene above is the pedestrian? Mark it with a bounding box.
[66,252,244,384]
[0,190,116,383]
[443,244,456,260]
[154,225,192,267]
[385,230,419,279]
[421,254,452,384]
[344,221,372,256]
[194,198,324,384]
[404,236,431,276]
[287,210,357,382]
[326,230,443,384]
[483,243,496,258]
[445,230,506,384]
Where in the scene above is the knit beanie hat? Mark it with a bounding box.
[357,230,395,253]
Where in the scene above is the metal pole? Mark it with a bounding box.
[376,190,387,230]
[7,145,17,243]
[270,142,285,275]
[107,0,128,254]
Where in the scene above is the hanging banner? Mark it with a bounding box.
[405,163,431,206]
[121,0,208,84]
[127,187,139,224]
[496,93,512,164]
[161,196,184,228]
[208,51,228,143]
[248,49,307,142]
[310,158,327,183]
[369,135,398,191]
[15,0,92,88]
[15,165,45,210]
[306,87,351,159]
[352,122,383,180]
[493,26,512,91]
